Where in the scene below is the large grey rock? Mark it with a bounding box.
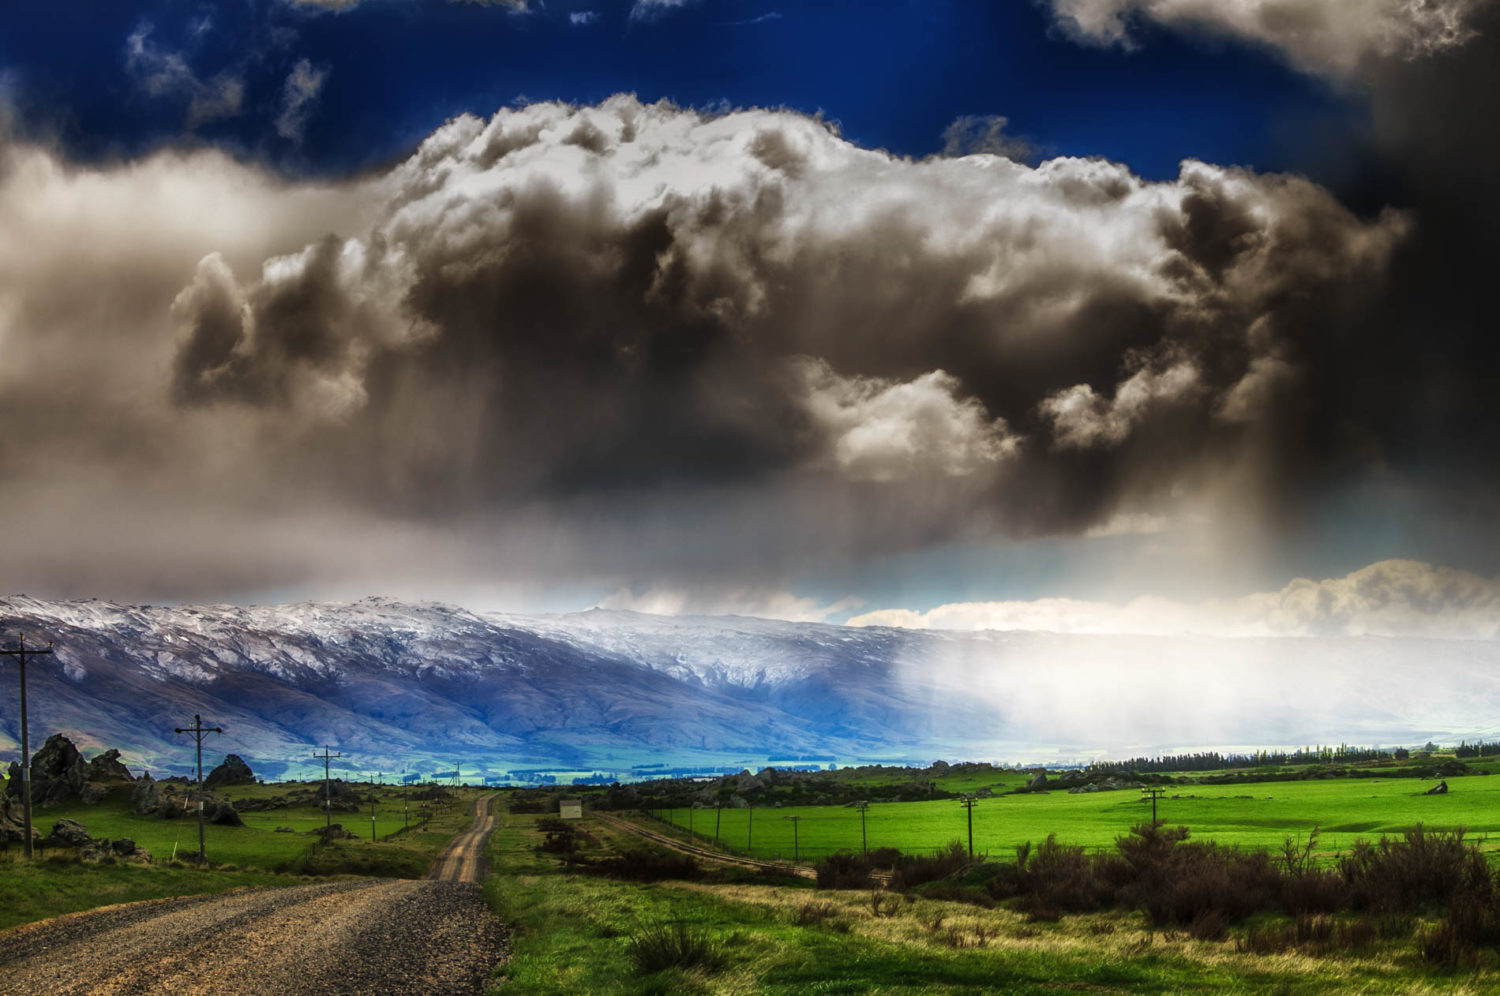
[204,754,255,790]
[131,773,161,815]
[205,796,244,827]
[29,733,89,807]
[46,818,95,848]
[1026,772,1048,790]
[314,779,362,811]
[0,794,39,846]
[86,749,134,783]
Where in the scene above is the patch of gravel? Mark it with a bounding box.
[0,878,509,995]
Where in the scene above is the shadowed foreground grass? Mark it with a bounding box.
[482,807,1495,994]
[0,853,291,932]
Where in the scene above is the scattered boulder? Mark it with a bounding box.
[314,779,363,811]
[1067,776,1139,794]
[131,774,161,815]
[1426,780,1450,795]
[86,749,134,783]
[204,754,255,790]
[274,826,296,833]
[1026,772,1048,790]
[46,818,95,848]
[111,838,138,857]
[314,823,356,840]
[205,796,244,827]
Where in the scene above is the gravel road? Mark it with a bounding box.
[0,798,509,995]
[428,795,498,884]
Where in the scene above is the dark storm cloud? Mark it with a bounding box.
[0,94,1435,601]
[166,98,1401,540]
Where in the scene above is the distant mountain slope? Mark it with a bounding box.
[1,596,1497,780]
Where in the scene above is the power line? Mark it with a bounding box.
[172,714,223,863]
[312,745,343,834]
[783,815,802,862]
[1,633,52,859]
[1142,786,1167,825]
[959,794,978,859]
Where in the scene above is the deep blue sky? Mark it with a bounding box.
[2,0,1357,183]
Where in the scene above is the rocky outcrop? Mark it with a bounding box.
[314,823,356,840]
[128,774,243,825]
[86,749,134,783]
[1067,776,1141,794]
[47,818,95,848]
[1426,780,1449,795]
[131,773,161,815]
[1026,772,1048,790]
[30,734,89,806]
[204,754,255,790]
[315,779,364,811]
[0,794,39,846]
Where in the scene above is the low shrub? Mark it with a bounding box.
[816,852,874,889]
[793,901,843,926]
[627,922,726,974]
[1340,825,1487,913]
[890,840,972,891]
[586,848,702,882]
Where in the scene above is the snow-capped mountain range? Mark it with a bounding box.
[1,595,1498,781]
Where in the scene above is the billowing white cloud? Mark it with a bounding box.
[795,359,1017,481]
[848,559,1500,640]
[1041,362,1201,449]
[1045,0,1487,76]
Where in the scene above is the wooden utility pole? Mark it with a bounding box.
[402,766,409,831]
[959,794,978,859]
[370,772,379,842]
[854,801,870,857]
[1142,786,1166,824]
[312,745,342,833]
[784,815,802,861]
[173,714,223,863]
[1,634,52,859]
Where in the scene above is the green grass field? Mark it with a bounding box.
[654,772,1500,862]
[484,800,1494,994]
[23,781,472,870]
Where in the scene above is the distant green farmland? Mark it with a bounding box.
[27,782,472,871]
[654,770,1500,861]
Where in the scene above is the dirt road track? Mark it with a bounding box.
[593,812,817,880]
[0,797,508,995]
[428,794,499,883]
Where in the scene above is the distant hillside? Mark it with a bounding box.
[0,596,1496,780]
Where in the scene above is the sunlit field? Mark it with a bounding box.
[653,770,1500,862]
